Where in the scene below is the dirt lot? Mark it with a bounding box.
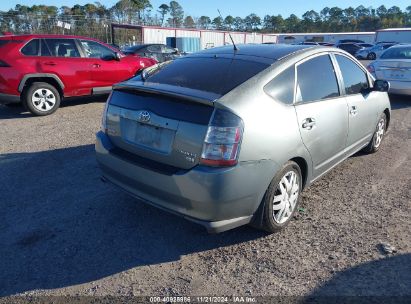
[0,93,410,300]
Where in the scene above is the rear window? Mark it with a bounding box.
[381,47,411,59]
[139,57,270,95]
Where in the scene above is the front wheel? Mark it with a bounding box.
[261,161,302,233]
[363,113,387,154]
[23,82,61,116]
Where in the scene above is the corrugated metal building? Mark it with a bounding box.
[277,32,376,44]
[111,24,278,49]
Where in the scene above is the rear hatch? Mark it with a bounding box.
[104,54,271,171]
[105,83,217,170]
[375,59,411,82]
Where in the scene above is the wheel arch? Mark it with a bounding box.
[290,156,309,190]
[19,74,64,98]
[384,108,390,130]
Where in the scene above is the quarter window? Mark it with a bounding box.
[44,39,80,57]
[264,66,295,104]
[296,55,339,103]
[21,39,39,56]
[335,55,369,95]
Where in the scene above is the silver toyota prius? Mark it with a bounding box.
[96,44,391,233]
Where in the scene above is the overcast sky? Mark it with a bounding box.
[1,0,409,19]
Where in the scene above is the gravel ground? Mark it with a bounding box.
[0,94,410,300]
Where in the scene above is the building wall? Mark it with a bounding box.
[143,27,176,44]
[278,33,375,44]
[376,30,411,43]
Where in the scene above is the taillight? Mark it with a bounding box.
[0,60,10,67]
[200,109,244,167]
[367,64,375,74]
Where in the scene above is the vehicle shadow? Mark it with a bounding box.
[0,95,108,120]
[0,144,265,296]
[304,254,411,303]
[389,94,411,110]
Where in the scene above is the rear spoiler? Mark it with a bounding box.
[113,81,220,106]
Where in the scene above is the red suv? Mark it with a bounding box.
[0,34,157,115]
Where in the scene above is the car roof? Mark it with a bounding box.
[192,44,313,63]
[388,43,411,48]
[3,34,103,41]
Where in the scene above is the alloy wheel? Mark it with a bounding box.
[31,88,56,112]
[374,118,385,148]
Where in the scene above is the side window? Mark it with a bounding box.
[296,55,339,103]
[162,45,176,54]
[21,39,39,56]
[335,55,369,95]
[45,39,80,57]
[264,66,295,104]
[80,40,114,58]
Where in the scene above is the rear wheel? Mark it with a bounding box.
[367,52,376,60]
[363,113,387,154]
[23,82,61,116]
[261,161,302,233]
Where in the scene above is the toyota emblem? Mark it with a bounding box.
[139,111,151,123]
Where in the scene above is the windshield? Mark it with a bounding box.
[134,56,270,95]
[381,46,411,59]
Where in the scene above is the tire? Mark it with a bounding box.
[363,113,387,154]
[261,161,302,233]
[367,52,376,60]
[23,82,61,116]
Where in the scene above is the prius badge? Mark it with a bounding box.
[138,111,151,123]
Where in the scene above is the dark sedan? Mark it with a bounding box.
[123,44,181,63]
[337,42,373,56]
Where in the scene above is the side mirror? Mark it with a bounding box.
[102,53,121,61]
[373,79,390,92]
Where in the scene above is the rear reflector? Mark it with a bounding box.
[200,109,243,167]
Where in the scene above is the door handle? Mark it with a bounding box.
[350,106,358,116]
[302,118,316,130]
[43,61,56,66]
[92,63,101,68]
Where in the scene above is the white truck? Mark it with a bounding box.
[375,28,411,43]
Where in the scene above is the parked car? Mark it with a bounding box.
[337,42,373,56]
[335,39,365,45]
[96,44,391,233]
[356,43,397,60]
[123,44,181,63]
[367,44,411,95]
[0,34,157,116]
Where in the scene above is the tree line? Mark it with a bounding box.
[1,0,410,42]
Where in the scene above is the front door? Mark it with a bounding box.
[79,40,134,89]
[334,54,378,155]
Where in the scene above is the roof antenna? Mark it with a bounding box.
[218,9,239,51]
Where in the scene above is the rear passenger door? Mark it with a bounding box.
[40,38,93,96]
[333,54,378,155]
[294,54,349,178]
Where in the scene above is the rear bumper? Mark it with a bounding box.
[95,131,278,233]
[388,80,411,95]
[0,93,20,104]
